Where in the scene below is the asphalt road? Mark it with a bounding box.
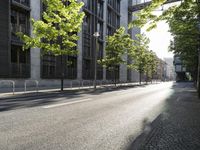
[0,82,174,150]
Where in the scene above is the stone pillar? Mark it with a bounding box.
[30,0,41,80]
[76,0,83,80]
[103,0,107,81]
[130,7,141,82]
[119,0,129,82]
[77,30,83,80]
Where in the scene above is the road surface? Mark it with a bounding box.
[0,82,174,150]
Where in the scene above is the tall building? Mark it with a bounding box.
[0,0,140,87]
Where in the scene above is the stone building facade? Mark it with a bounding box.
[0,0,140,87]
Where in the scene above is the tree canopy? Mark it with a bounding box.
[18,0,85,56]
[129,0,200,81]
[128,34,158,83]
[99,27,133,70]
[17,0,85,91]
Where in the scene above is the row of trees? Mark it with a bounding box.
[99,27,158,85]
[18,0,159,90]
[129,0,200,88]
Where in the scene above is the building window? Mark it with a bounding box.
[11,9,29,40]
[107,9,112,25]
[11,45,29,64]
[97,21,103,39]
[13,0,30,6]
[108,0,112,5]
[11,10,18,35]
[116,0,120,12]
[107,0,120,29]
[83,0,91,10]
[83,59,92,79]
[66,56,77,79]
[83,14,91,58]
[116,16,120,28]
[83,14,91,33]
[10,45,30,78]
[107,26,112,36]
[42,54,56,78]
[97,0,103,18]
[98,42,103,59]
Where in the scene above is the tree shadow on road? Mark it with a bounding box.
[127,82,200,150]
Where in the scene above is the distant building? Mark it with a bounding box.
[154,58,167,81]
[164,58,176,81]
[173,55,187,81]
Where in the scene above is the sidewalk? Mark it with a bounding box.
[0,81,153,99]
[129,82,200,150]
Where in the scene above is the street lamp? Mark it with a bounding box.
[93,32,100,90]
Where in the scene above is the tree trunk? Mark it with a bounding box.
[139,70,142,85]
[146,71,148,84]
[114,67,117,87]
[61,56,64,91]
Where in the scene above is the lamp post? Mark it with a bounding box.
[93,32,100,90]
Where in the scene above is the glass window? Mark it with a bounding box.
[107,9,112,24]
[11,9,29,35]
[11,45,29,64]
[42,54,56,78]
[117,0,120,12]
[11,10,18,34]
[83,15,90,33]
[97,0,103,18]
[98,42,103,59]
[14,0,29,6]
[83,0,90,9]
[19,13,27,33]
[116,16,120,28]
[66,56,77,79]
[97,21,103,38]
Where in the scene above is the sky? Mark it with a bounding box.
[142,20,174,60]
[140,2,181,60]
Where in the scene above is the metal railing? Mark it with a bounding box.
[24,80,39,93]
[70,80,81,89]
[0,80,15,95]
[81,80,93,89]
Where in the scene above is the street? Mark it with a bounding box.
[0,82,174,150]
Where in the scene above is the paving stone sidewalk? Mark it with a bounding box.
[130,82,200,150]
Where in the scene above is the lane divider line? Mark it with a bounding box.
[43,98,92,109]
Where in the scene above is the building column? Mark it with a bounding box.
[119,0,128,82]
[130,7,141,82]
[30,0,41,80]
[77,30,83,80]
[103,0,107,81]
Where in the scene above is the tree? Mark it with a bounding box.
[128,34,150,84]
[129,0,200,88]
[168,1,199,82]
[98,27,133,86]
[18,0,85,91]
[146,50,158,83]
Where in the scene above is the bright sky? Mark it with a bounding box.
[141,2,181,60]
[142,21,174,60]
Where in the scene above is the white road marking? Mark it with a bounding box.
[43,98,92,109]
